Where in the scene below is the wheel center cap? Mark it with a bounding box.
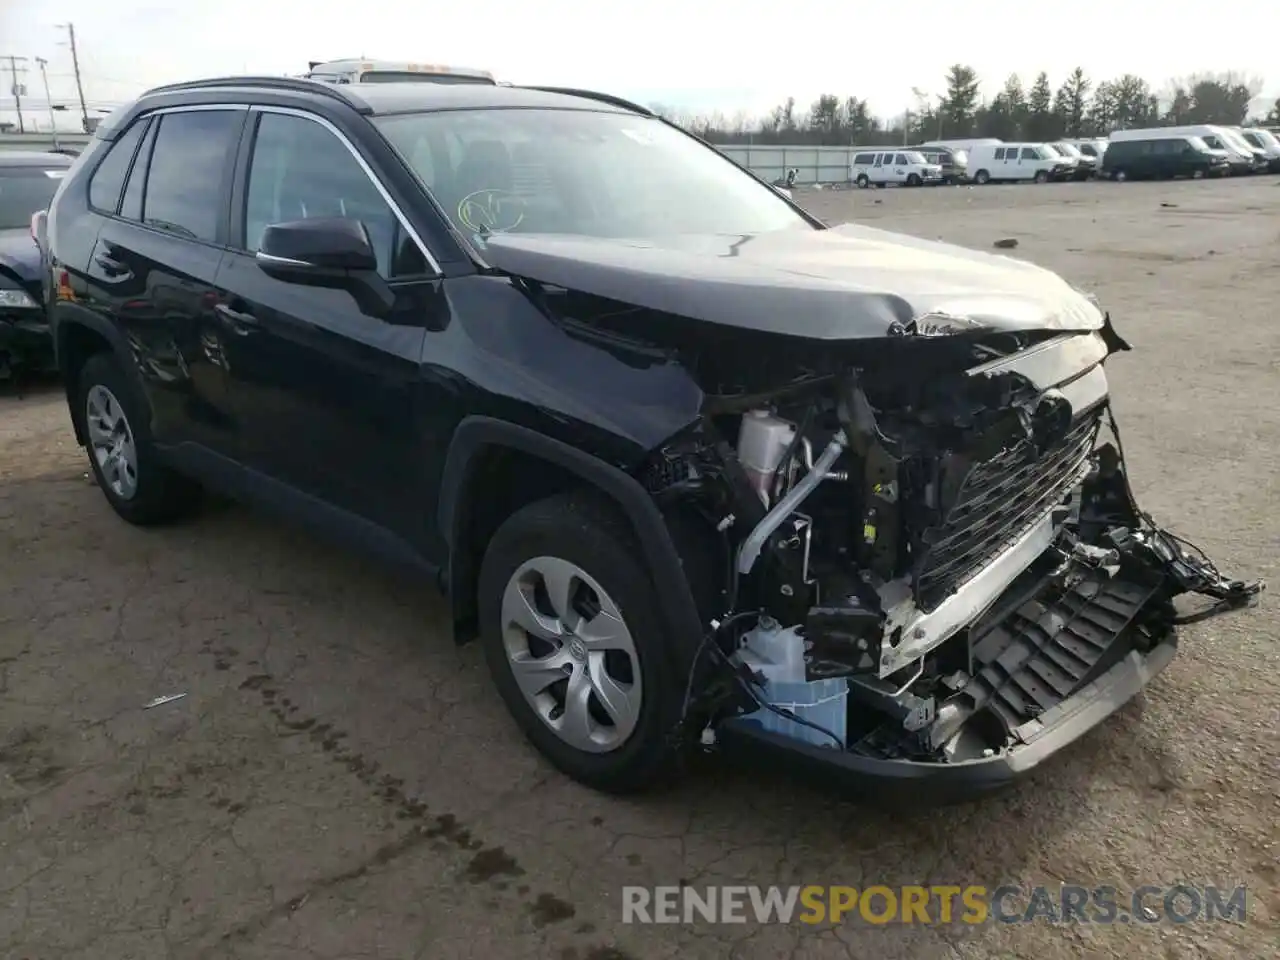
[567,637,587,662]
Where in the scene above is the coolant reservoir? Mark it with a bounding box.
[737,410,796,504]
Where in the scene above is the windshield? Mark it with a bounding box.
[902,151,928,164]
[1219,130,1254,154]
[375,109,812,240]
[1055,143,1082,157]
[1245,129,1278,149]
[0,166,65,230]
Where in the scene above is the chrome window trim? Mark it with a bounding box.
[142,103,250,115]
[248,104,442,276]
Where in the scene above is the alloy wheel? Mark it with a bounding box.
[85,384,139,500]
[500,556,642,754]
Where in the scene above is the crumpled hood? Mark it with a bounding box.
[481,223,1105,340]
[0,228,40,285]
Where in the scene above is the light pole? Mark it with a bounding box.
[2,55,27,132]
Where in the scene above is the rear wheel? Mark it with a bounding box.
[478,492,685,793]
[973,169,990,185]
[76,353,202,525]
[855,174,870,188]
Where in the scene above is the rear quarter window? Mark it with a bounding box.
[88,120,148,213]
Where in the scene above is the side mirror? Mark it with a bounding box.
[256,217,394,318]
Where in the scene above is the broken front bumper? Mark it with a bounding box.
[715,559,1180,803]
[712,421,1262,804]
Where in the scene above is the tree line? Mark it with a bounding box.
[649,67,1279,146]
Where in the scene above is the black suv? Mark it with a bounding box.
[45,77,1260,799]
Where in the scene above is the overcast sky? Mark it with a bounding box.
[2,0,1277,130]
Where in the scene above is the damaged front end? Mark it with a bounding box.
[648,316,1263,799]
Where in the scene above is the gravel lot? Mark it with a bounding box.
[2,176,1277,960]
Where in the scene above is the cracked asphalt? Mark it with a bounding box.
[2,176,1278,960]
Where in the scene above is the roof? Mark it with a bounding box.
[0,151,74,167]
[136,76,650,118]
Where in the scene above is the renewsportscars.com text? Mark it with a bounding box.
[621,884,1248,925]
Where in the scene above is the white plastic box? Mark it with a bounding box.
[743,678,848,749]
[734,621,848,749]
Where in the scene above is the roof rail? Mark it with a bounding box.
[140,76,369,112]
[519,86,652,116]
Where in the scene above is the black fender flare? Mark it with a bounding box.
[438,415,705,661]
[52,304,139,444]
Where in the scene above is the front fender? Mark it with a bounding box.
[438,415,705,665]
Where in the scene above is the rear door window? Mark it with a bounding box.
[143,109,243,243]
[88,119,148,213]
[993,148,1005,160]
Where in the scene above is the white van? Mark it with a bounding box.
[1234,128,1280,171]
[967,143,1072,184]
[1068,139,1109,162]
[850,149,944,188]
[920,138,1002,155]
[303,58,496,85]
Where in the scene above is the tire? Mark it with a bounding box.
[906,173,921,187]
[478,491,685,793]
[974,169,990,185]
[855,174,869,188]
[1113,170,1127,182]
[75,352,202,525]
[1033,170,1049,184]
[1192,169,1205,179]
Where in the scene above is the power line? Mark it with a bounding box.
[1,55,28,133]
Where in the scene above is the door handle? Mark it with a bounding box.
[93,253,132,279]
[215,302,260,335]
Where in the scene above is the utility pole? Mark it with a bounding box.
[58,23,90,133]
[35,58,60,150]
[2,55,28,133]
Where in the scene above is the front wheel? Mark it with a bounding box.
[76,353,202,525]
[1033,170,1050,184]
[478,492,685,793]
[906,173,921,187]
[1113,169,1128,182]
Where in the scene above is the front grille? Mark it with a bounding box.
[913,413,1101,612]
